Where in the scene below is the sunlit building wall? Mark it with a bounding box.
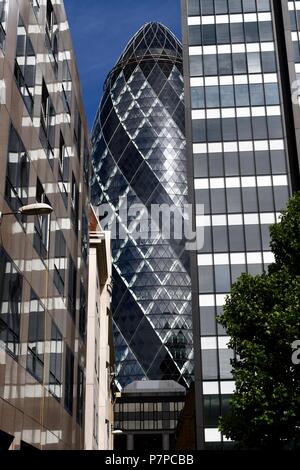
[0,0,90,450]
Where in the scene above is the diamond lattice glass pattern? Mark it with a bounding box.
[92,23,193,388]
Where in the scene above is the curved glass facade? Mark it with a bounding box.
[91,22,193,388]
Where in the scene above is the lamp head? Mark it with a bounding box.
[18,203,53,216]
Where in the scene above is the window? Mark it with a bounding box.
[79,282,86,339]
[49,321,62,400]
[26,292,44,383]
[83,142,90,185]
[5,125,29,215]
[33,179,50,260]
[0,1,7,50]
[54,231,66,297]
[45,0,59,76]
[31,0,40,18]
[0,248,22,358]
[76,366,85,427]
[64,345,74,415]
[74,105,82,159]
[81,209,88,265]
[71,173,79,234]
[58,132,69,207]
[62,59,72,115]
[67,255,77,321]
[14,16,36,116]
[40,79,55,160]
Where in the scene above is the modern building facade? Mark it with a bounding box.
[91,22,193,389]
[181,0,299,449]
[0,0,90,449]
[114,380,186,451]
[85,207,114,450]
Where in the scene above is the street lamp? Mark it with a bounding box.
[0,203,53,224]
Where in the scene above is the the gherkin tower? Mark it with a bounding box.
[91,22,193,388]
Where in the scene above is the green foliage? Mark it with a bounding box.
[217,193,300,449]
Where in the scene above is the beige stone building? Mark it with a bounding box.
[0,0,90,449]
[85,208,114,450]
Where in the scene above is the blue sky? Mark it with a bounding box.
[64,0,182,129]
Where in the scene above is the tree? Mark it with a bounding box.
[217,193,300,449]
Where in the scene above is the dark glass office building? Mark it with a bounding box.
[91,23,193,388]
[182,0,300,449]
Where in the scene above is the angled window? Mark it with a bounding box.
[0,1,7,51]
[79,282,86,340]
[83,141,90,185]
[67,255,77,321]
[40,79,55,161]
[33,179,51,260]
[64,345,74,415]
[62,59,72,115]
[45,0,59,76]
[74,104,82,159]
[76,366,85,427]
[49,321,63,400]
[26,291,45,383]
[81,209,88,266]
[71,173,79,235]
[54,230,66,298]
[5,125,29,216]
[14,16,36,117]
[0,248,23,359]
[30,0,40,18]
[58,132,69,207]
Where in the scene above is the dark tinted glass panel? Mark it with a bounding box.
[194,154,208,177]
[192,120,206,142]
[227,188,242,213]
[202,350,218,380]
[252,116,268,140]
[242,187,258,212]
[222,119,237,141]
[240,151,255,175]
[218,54,233,75]
[211,188,226,213]
[237,117,252,140]
[217,24,230,44]
[259,22,273,41]
[203,55,218,75]
[229,226,245,251]
[255,151,271,175]
[200,307,216,336]
[233,53,247,74]
[224,152,239,176]
[213,226,228,252]
[245,225,261,251]
[190,56,203,76]
[245,22,259,42]
[203,25,216,45]
[258,187,274,212]
[220,86,234,107]
[267,116,283,139]
[205,86,220,108]
[230,23,244,43]
[189,26,202,45]
[191,87,204,108]
[207,119,222,142]
[198,266,214,293]
[209,153,223,177]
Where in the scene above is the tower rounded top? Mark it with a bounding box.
[116,22,182,68]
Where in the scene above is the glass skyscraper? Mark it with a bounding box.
[91,23,193,389]
[181,0,299,449]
